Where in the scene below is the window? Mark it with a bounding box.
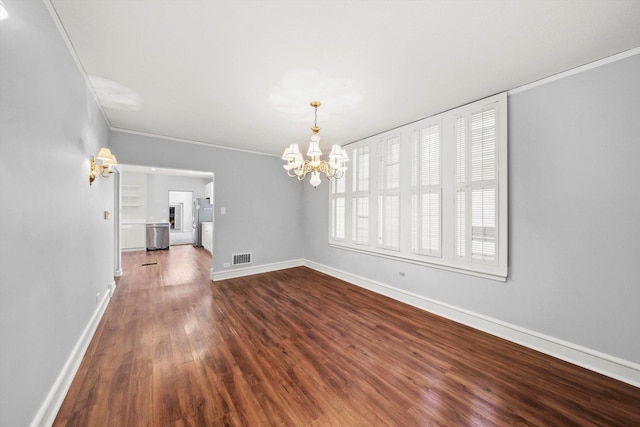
[411,121,441,257]
[329,93,508,281]
[456,107,498,263]
[330,176,345,240]
[352,145,370,245]
[377,134,401,250]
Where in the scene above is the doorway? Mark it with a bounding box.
[169,190,193,246]
[114,165,214,279]
[169,205,183,231]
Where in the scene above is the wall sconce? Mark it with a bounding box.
[89,147,118,185]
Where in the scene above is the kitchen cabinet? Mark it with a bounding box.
[201,222,213,254]
[121,222,146,250]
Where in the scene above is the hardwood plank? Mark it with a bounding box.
[54,246,640,426]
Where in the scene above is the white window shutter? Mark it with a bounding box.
[456,105,498,264]
[330,171,346,240]
[353,197,369,243]
[377,136,401,250]
[352,145,370,244]
[411,122,441,256]
[328,92,507,281]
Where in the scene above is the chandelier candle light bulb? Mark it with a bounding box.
[282,101,349,187]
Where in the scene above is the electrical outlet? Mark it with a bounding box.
[223,262,230,267]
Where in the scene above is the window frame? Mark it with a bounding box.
[328,93,508,281]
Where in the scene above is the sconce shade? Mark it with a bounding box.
[90,147,118,185]
[96,147,118,165]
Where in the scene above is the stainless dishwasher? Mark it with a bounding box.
[146,222,170,250]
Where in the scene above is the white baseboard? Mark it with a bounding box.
[304,260,640,388]
[30,290,112,427]
[212,259,305,281]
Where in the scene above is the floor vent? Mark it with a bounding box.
[232,253,252,266]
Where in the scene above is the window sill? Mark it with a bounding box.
[328,242,507,282]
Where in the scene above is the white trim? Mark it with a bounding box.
[508,47,640,95]
[110,128,279,158]
[328,243,506,282]
[113,168,122,279]
[45,0,640,160]
[108,280,116,297]
[42,0,111,128]
[30,290,112,427]
[44,0,281,159]
[342,48,640,148]
[304,260,640,388]
[212,259,304,281]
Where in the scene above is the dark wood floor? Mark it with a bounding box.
[54,246,640,426]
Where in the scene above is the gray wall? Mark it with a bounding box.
[0,1,114,426]
[2,2,637,425]
[303,54,640,364]
[110,132,305,271]
[146,173,210,225]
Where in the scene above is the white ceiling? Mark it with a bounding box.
[48,0,640,156]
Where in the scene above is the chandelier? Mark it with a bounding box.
[281,101,349,187]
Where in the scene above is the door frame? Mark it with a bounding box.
[113,165,122,278]
[113,164,215,280]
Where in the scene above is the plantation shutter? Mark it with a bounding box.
[328,92,507,281]
[411,123,441,256]
[456,106,498,263]
[330,178,346,239]
[377,136,401,250]
[352,145,370,244]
